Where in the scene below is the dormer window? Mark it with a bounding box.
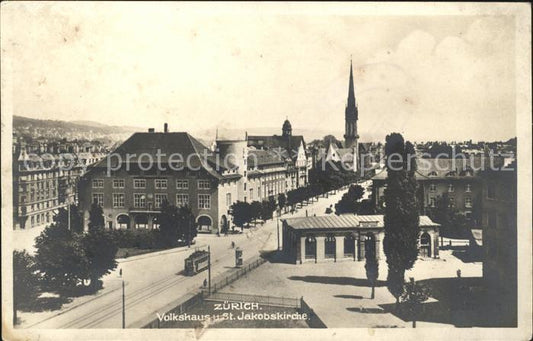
[428,171,437,177]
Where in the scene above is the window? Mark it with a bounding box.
[113,179,125,188]
[465,196,472,208]
[154,193,168,208]
[113,193,125,208]
[226,193,232,206]
[487,184,496,199]
[448,184,454,192]
[133,179,146,189]
[176,179,189,190]
[155,179,168,189]
[465,184,471,192]
[92,179,104,188]
[250,188,253,200]
[176,194,189,207]
[92,193,104,206]
[244,183,247,191]
[448,196,455,208]
[429,184,436,192]
[198,180,210,190]
[199,194,211,209]
[429,197,436,208]
[133,194,146,208]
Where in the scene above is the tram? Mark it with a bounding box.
[184,250,209,276]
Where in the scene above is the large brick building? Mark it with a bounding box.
[78,127,243,232]
[78,122,311,233]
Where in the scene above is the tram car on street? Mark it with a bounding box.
[184,250,209,276]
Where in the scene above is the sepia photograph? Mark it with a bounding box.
[1,2,531,340]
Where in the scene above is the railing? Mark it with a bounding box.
[205,257,266,294]
[205,291,300,308]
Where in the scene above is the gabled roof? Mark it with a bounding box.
[247,135,306,160]
[92,132,233,179]
[247,149,285,167]
[284,214,439,230]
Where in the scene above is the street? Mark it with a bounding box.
[21,186,353,328]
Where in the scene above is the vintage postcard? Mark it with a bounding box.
[1,2,531,340]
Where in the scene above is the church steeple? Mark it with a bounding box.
[346,59,358,120]
[344,59,359,150]
[282,117,292,137]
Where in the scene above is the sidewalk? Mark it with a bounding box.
[116,243,207,264]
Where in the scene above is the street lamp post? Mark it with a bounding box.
[207,246,211,295]
[276,208,281,251]
[122,278,125,328]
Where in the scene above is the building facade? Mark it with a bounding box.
[78,123,311,233]
[12,140,106,229]
[247,119,309,190]
[282,214,439,264]
[481,161,517,325]
[371,158,489,219]
[78,128,243,233]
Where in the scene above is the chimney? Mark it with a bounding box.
[164,123,168,133]
[148,128,155,133]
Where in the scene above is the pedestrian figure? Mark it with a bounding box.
[119,268,122,277]
[456,269,461,278]
[203,279,207,288]
[231,241,235,249]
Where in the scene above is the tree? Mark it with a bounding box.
[383,133,420,305]
[177,205,197,245]
[158,200,179,248]
[82,200,118,290]
[230,201,251,231]
[364,249,379,299]
[250,201,262,224]
[34,222,88,291]
[54,204,83,233]
[429,194,470,239]
[400,278,430,328]
[335,184,365,214]
[88,201,105,231]
[277,193,287,213]
[82,228,118,290]
[357,199,376,215]
[13,250,40,324]
[260,199,276,221]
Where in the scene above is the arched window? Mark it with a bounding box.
[116,214,130,229]
[420,232,431,257]
[197,215,213,232]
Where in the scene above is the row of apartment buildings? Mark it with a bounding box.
[77,121,310,233]
[12,140,107,229]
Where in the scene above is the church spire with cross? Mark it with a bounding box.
[344,58,359,149]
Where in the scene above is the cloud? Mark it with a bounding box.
[357,17,515,141]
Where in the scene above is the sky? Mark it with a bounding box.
[1,3,517,142]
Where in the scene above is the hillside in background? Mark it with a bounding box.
[13,115,380,146]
